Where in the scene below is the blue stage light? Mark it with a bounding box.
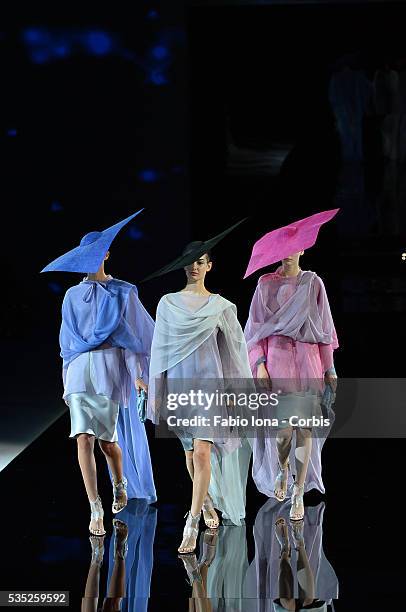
[22,28,48,45]
[30,49,51,64]
[127,226,143,240]
[138,169,159,182]
[84,31,112,56]
[7,129,17,137]
[48,282,63,294]
[148,70,167,86]
[151,45,169,60]
[53,44,70,58]
[50,201,63,212]
[147,10,159,20]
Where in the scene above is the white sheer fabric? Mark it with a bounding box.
[147,291,253,525]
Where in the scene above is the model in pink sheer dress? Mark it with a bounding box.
[244,251,338,521]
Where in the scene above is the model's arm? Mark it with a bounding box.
[123,287,154,393]
[315,276,338,390]
[59,292,71,405]
[245,282,270,378]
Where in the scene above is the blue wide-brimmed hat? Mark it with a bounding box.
[41,210,143,273]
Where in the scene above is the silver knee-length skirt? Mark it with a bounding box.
[66,352,119,442]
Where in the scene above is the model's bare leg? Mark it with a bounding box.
[185,449,218,529]
[98,440,127,513]
[291,521,315,607]
[77,434,98,499]
[191,441,211,517]
[294,428,312,487]
[274,518,295,611]
[77,434,104,535]
[178,440,211,554]
[290,427,312,521]
[98,440,123,482]
[275,426,293,501]
[185,450,194,480]
[198,527,218,603]
[178,550,214,612]
[81,535,104,612]
[102,520,128,611]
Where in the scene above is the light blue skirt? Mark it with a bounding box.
[67,351,119,442]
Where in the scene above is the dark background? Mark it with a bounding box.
[0,1,405,608]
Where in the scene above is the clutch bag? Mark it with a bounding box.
[137,388,147,423]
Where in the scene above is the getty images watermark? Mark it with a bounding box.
[152,377,406,439]
[164,388,332,430]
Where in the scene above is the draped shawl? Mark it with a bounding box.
[244,269,338,352]
[147,291,253,525]
[148,292,253,423]
[60,278,156,503]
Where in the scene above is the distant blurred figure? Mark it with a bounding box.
[329,55,374,161]
[395,58,406,162]
[374,60,400,160]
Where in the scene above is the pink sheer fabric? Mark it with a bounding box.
[245,267,338,378]
[244,267,338,497]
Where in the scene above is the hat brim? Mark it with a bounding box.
[41,209,144,273]
[141,218,247,282]
[243,208,339,278]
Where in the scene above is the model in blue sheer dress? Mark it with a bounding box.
[42,212,156,537]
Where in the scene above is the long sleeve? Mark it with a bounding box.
[244,282,268,374]
[218,305,253,380]
[315,276,338,373]
[121,288,154,385]
[251,338,268,371]
[319,343,335,373]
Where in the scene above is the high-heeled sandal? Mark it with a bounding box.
[289,481,305,521]
[178,510,201,554]
[113,519,128,560]
[89,535,105,566]
[274,517,291,558]
[177,554,202,586]
[89,495,106,536]
[274,459,290,502]
[202,496,220,529]
[112,476,128,514]
[290,519,305,550]
[198,528,218,567]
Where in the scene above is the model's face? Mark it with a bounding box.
[184,254,212,282]
[281,251,303,267]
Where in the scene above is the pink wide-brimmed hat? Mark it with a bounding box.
[243,208,339,278]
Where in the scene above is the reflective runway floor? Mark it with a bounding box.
[0,412,402,611]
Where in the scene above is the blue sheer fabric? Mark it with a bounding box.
[60,277,156,503]
[107,500,157,611]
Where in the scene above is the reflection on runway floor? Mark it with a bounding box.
[0,415,402,609]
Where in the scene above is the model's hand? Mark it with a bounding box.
[324,372,337,392]
[257,362,270,379]
[256,362,272,390]
[135,378,148,394]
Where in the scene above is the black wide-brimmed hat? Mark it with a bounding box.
[141,218,247,282]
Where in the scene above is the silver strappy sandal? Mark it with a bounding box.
[178,510,201,554]
[89,495,106,536]
[112,476,128,514]
[202,496,220,529]
[274,459,290,502]
[289,481,305,521]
